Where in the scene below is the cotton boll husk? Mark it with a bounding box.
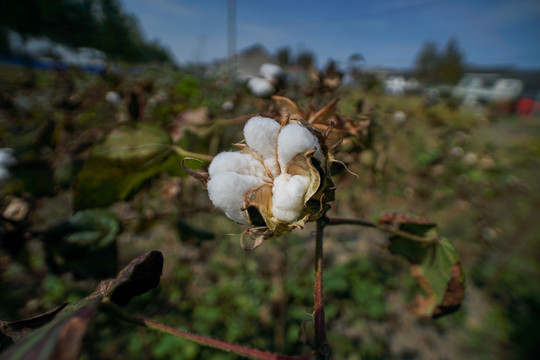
[247,77,275,97]
[271,173,310,222]
[207,172,263,224]
[277,124,322,169]
[208,151,268,179]
[260,63,283,82]
[244,116,280,159]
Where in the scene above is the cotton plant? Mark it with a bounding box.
[201,115,335,247]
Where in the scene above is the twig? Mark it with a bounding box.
[171,145,214,162]
[101,302,310,360]
[326,217,437,243]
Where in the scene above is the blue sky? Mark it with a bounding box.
[119,0,540,69]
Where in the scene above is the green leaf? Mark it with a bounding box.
[42,209,121,279]
[0,251,163,360]
[74,123,179,210]
[378,211,465,318]
[92,123,172,162]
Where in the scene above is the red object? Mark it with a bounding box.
[516,97,534,116]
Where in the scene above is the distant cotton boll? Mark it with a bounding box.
[403,187,415,199]
[207,172,263,224]
[222,100,234,112]
[0,148,16,180]
[3,197,29,222]
[209,152,268,180]
[454,131,470,143]
[272,173,310,222]
[277,124,321,169]
[478,156,495,170]
[430,164,445,177]
[392,110,407,124]
[481,226,497,240]
[247,77,275,97]
[449,146,464,158]
[243,116,280,159]
[259,63,283,82]
[462,152,478,166]
[105,91,121,105]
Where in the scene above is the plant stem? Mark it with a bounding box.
[172,145,214,162]
[101,302,310,360]
[314,216,330,358]
[326,217,377,228]
[326,217,436,243]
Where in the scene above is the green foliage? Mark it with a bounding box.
[0,251,163,359]
[1,59,539,359]
[42,209,121,278]
[74,123,181,210]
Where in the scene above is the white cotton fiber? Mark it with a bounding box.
[207,172,263,224]
[0,148,16,181]
[263,157,279,178]
[271,173,310,222]
[243,116,280,159]
[247,76,275,98]
[208,151,267,179]
[277,124,321,168]
[260,63,283,82]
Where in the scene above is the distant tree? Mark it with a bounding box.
[347,52,365,81]
[414,38,465,85]
[348,53,364,64]
[415,41,440,84]
[438,38,464,84]
[276,46,291,66]
[297,50,315,69]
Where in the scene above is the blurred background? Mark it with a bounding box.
[1,1,539,359]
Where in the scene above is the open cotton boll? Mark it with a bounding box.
[277,124,322,168]
[260,63,283,82]
[247,76,275,98]
[208,151,268,179]
[272,173,310,222]
[207,172,263,224]
[243,116,280,159]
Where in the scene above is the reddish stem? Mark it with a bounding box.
[314,216,330,358]
[142,318,310,360]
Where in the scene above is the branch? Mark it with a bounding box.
[171,145,214,162]
[101,302,310,360]
[326,217,436,243]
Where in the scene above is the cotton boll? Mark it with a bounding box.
[105,91,121,105]
[243,116,280,159]
[393,110,407,124]
[260,63,283,82]
[222,100,234,112]
[207,172,263,224]
[247,76,275,97]
[271,173,310,222]
[277,124,321,169]
[209,151,268,179]
[0,148,16,180]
